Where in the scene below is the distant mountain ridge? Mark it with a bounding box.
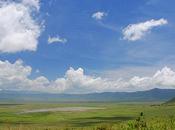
[0,88,175,102]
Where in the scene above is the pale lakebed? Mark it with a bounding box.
[19,107,105,114]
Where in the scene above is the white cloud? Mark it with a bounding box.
[127,67,175,90]
[22,0,40,11]
[0,59,66,93]
[152,67,175,87]
[48,36,67,44]
[0,0,41,53]
[92,11,107,20]
[0,60,175,93]
[122,18,168,41]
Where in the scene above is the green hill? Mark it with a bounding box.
[166,97,175,104]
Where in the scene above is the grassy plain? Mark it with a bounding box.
[0,102,174,129]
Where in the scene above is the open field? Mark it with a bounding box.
[0,102,174,130]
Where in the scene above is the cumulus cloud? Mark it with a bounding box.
[0,0,41,53]
[152,67,175,87]
[92,11,107,20]
[127,67,175,90]
[0,59,66,93]
[122,18,168,41]
[0,60,175,93]
[0,60,113,93]
[22,0,40,11]
[48,36,67,44]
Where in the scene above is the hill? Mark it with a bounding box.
[165,96,175,104]
[0,88,175,102]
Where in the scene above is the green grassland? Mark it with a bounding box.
[0,102,174,130]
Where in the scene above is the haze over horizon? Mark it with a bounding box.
[0,0,175,93]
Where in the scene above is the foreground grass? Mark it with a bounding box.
[0,102,174,129]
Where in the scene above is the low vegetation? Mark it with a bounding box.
[0,102,174,130]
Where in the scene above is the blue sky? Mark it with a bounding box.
[0,0,175,93]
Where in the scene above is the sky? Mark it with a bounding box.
[0,0,175,93]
